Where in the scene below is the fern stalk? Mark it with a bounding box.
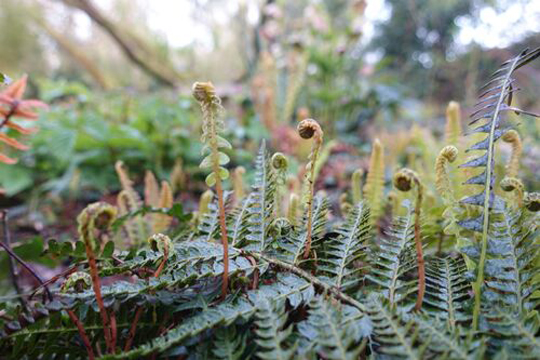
[393,169,425,311]
[297,118,324,259]
[461,48,540,330]
[125,234,171,351]
[193,82,232,298]
[77,202,117,353]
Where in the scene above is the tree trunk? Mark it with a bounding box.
[59,0,182,87]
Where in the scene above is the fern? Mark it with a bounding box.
[255,299,297,360]
[212,326,247,360]
[366,201,417,306]
[458,47,540,329]
[484,309,540,358]
[318,201,371,292]
[101,273,314,359]
[424,256,471,326]
[461,209,539,313]
[278,195,329,266]
[302,296,366,360]
[366,294,423,359]
[363,138,385,220]
[242,141,276,252]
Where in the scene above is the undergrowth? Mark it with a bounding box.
[0,49,539,359]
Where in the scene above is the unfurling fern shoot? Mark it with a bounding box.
[363,139,385,220]
[435,145,459,203]
[297,118,323,259]
[393,168,425,311]
[500,177,524,207]
[192,82,231,298]
[445,101,462,145]
[501,130,522,178]
[351,168,363,205]
[524,192,539,212]
[77,202,117,353]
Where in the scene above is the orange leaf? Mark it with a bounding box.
[0,152,18,164]
[6,122,38,135]
[1,75,27,100]
[0,133,29,150]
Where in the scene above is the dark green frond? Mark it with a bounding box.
[366,201,417,306]
[484,309,540,358]
[212,326,247,360]
[317,201,371,292]
[255,299,297,360]
[424,256,472,326]
[366,294,423,359]
[301,296,366,360]
[102,273,313,359]
[242,141,277,252]
[461,210,539,313]
[277,195,329,266]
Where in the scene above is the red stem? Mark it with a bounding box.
[215,177,229,299]
[67,309,95,360]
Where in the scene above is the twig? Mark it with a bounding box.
[243,250,366,312]
[1,210,27,309]
[0,210,53,302]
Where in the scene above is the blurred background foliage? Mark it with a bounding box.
[0,0,538,246]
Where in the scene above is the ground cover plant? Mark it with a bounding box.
[0,47,539,360]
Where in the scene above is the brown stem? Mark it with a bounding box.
[413,179,425,311]
[85,248,113,353]
[1,211,27,309]
[67,309,95,360]
[215,177,229,299]
[124,249,168,351]
[110,310,117,351]
[124,307,143,352]
[243,250,365,312]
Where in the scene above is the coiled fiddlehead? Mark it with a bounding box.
[393,168,425,311]
[435,146,459,203]
[500,177,524,208]
[523,192,539,212]
[192,81,231,298]
[297,118,323,259]
[77,202,117,353]
[501,130,522,178]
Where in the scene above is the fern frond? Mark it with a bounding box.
[484,309,540,358]
[461,209,539,313]
[459,47,540,329]
[304,297,365,360]
[101,273,313,359]
[424,256,471,327]
[242,141,276,252]
[144,170,159,207]
[278,195,329,266]
[413,315,478,359]
[152,181,173,233]
[212,326,247,360]
[366,294,423,359]
[318,201,371,292]
[363,138,385,220]
[255,299,297,360]
[366,201,417,306]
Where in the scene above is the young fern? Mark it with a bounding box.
[351,168,363,205]
[192,81,232,298]
[363,138,385,220]
[393,168,425,311]
[297,118,324,259]
[458,47,540,330]
[501,129,522,178]
[445,101,462,145]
